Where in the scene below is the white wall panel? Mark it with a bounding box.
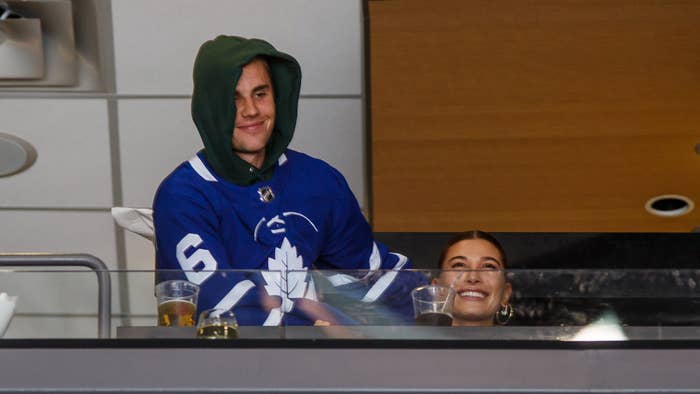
[4,315,158,339]
[0,99,112,208]
[117,98,202,207]
[122,237,156,314]
[4,316,97,339]
[112,0,362,95]
[0,211,117,268]
[0,210,158,324]
[119,98,366,209]
[0,267,159,318]
[0,211,120,317]
[124,231,155,271]
[0,271,99,315]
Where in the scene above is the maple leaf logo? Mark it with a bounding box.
[262,237,307,313]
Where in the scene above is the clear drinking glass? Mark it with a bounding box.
[196,308,239,339]
[411,285,455,326]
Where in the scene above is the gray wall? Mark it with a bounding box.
[0,0,365,338]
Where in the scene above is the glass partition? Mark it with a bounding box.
[0,268,698,341]
[0,268,102,339]
[288,269,700,341]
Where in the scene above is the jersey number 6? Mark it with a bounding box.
[176,233,217,285]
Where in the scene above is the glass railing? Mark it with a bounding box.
[0,268,698,341]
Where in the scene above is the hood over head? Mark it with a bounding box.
[191,35,301,185]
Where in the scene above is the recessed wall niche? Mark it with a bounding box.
[0,0,113,91]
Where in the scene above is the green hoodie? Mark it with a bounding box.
[191,35,302,185]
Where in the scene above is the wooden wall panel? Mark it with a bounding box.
[368,0,700,232]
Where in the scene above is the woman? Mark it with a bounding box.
[434,230,513,326]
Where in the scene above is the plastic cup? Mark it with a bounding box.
[411,285,455,326]
[155,280,199,327]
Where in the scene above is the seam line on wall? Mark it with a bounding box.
[0,93,363,99]
[0,207,112,212]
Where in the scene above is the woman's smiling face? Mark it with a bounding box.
[436,238,512,326]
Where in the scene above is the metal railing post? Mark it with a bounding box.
[0,253,112,338]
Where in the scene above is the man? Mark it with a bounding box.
[154,36,420,326]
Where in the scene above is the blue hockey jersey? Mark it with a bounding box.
[154,150,418,325]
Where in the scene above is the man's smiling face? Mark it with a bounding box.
[232,58,276,168]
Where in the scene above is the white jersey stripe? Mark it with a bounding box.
[304,277,318,301]
[188,155,218,182]
[357,242,383,282]
[368,243,381,271]
[325,243,383,288]
[391,252,409,270]
[212,279,255,311]
[278,153,287,166]
[361,252,408,303]
[263,307,283,326]
[327,273,360,287]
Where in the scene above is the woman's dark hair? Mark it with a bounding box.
[436,230,508,269]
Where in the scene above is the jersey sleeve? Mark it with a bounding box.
[315,167,428,322]
[153,181,270,324]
